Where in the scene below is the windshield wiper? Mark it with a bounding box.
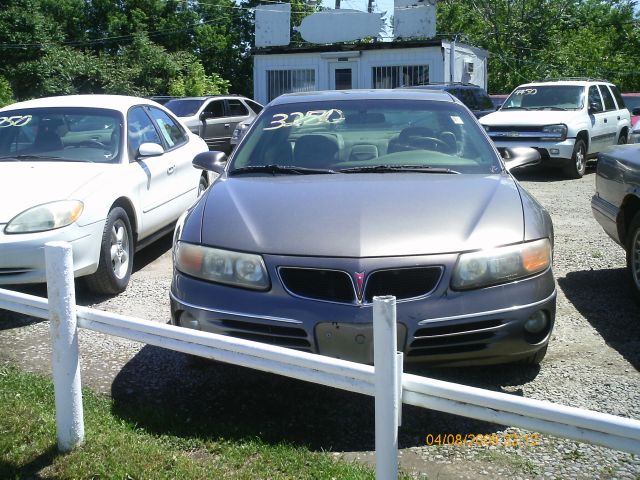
[229,164,336,176]
[339,165,460,174]
[0,154,68,162]
[500,106,530,110]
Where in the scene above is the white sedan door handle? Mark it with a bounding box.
[167,165,175,175]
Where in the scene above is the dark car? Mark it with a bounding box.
[401,83,496,118]
[592,144,640,295]
[170,89,555,367]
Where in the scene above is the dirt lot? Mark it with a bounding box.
[1,165,639,479]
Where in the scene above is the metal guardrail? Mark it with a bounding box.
[1,242,639,479]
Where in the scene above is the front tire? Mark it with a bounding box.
[85,207,134,294]
[626,212,640,296]
[564,139,587,179]
[618,132,628,145]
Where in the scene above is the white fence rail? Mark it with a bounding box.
[1,242,639,479]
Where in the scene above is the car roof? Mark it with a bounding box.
[270,89,458,106]
[516,80,614,87]
[403,84,484,90]
[166,95,247,101]
[0,94,163,112]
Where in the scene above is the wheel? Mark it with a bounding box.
[522,345,547,366]
[626,212,640,296]
[197,175,208,197]
[563,139,586,179]
[618,132,628,145]
[85,207,134,294]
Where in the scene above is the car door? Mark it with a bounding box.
[224,99,252,143]
[200,99,228,151]
[587,85,608,153]
[127,106,178,237]
[598,84,621,146]
[146,106,200,216]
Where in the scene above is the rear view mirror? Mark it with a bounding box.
[589,101,603,114]
[500,147,541,171]
[193,151,227,175]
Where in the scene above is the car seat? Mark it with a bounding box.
[34,123,63,151]
[293,134,341,168]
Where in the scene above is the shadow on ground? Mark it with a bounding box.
[110,345,541,453]
[511,163,596,183]
[558,267,640,370]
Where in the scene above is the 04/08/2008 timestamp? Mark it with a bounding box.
[425,433,541,447]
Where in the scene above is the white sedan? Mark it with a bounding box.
[0,95,209,294]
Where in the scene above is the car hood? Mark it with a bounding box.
[0,162,109,222]
[199,174,525,257]
[480,110,582,127]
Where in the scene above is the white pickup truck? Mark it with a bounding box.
[480,79,631,178]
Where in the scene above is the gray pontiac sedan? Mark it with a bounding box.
[170,89,556,367]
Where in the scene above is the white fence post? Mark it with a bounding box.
[45,241,85,452]
[373,295,399,480]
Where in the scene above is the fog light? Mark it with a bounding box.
[524,310,548,333]
[550,148,559,155]
[179,311,200,330]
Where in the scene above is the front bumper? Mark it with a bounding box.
[0,220,105,285]
[170,252,556,367]
[492,138,576,164]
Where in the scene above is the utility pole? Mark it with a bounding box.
[335,0,340,8]
[367,0,373,12]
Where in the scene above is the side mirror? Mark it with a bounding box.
[200,111,215,121]
[137,142,164,158]
[500,147,541,171]
[632,107,640,116]
[589,101,602,114]
[193,151,227,175]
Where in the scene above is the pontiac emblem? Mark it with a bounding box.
[355,272,365,301]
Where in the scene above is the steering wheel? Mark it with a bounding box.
[71,140,109,149]
[398,127,449,152]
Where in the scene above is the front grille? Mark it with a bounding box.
[279,268,355,302]
[408,319,503,357]
[364,267,442,302]
[219,319,311,351]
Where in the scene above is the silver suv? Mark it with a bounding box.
[164,95,263,154]
[480,79,631,178]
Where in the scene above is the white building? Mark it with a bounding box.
[252,39,489,105]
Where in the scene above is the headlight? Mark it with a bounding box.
[5,200,84,234]
[174,241,270,290]
[540,124,567,141]
[451,238,551,290]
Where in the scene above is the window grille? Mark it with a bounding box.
[267,69,316,102]
[372,65,429,89]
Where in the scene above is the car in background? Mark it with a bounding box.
[490,94,509,109]
[401,83,496,118]
[481,79,631,179]
[591,144,640,296]
[171,89,556,367]
[0,95,209,294]
[148,95,178,105]
[623,93,640,143]
[164,95,263,154]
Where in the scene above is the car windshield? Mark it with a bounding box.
[0,107,123,163]
[231,98,502,175]
[502,85,584,110]
[164,99,204,117]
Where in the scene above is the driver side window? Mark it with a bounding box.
[127,107,162,160]
[203,100,224,118]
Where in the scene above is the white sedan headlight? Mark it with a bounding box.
[5,200,84,234]
[451,238,551,290]
[174,241,270,290]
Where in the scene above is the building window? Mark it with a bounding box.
[372,65,429,89]
[267,69,316,102]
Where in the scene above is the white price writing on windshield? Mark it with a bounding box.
[264,109,345,130]
[513,88,538,96]
[0,115,33,128]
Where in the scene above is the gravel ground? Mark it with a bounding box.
[1,164,639,479]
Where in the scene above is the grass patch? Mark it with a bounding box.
[0,364,382,479]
